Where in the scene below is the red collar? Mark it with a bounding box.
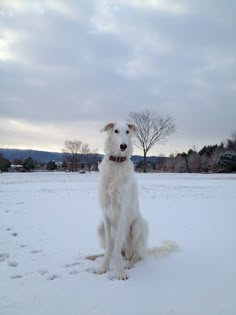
[109,156,127,163]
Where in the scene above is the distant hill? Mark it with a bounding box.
[0,149,64,163]
[0,148,160,164]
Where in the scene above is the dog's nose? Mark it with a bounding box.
[120,144,127,151]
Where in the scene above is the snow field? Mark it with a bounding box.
[0,172,236,315]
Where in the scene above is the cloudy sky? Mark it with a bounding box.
[0,0,236,156]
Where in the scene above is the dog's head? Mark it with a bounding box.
[101,121,137,157]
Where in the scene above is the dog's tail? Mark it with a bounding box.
[85,241,179,261]
[148,240,179,258]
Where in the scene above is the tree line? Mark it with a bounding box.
[129,109,235,173]
[1,109,235,173]
[0,142,99,173]
[155,132,236,173]
[0,156,36,172]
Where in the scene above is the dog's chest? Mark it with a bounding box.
[98,159,134,217]
[99,173,125,213]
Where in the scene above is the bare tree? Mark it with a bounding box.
[187,152,201,173]
[129,109,176,172]
[163,153,175,172]
[174,155,188,173]
[80,144,98,172]
[63,140,98,172]
[63,140,82,172]
[207,149,221,172]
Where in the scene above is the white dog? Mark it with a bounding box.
[96,121,148,280]
[85,121,179,279]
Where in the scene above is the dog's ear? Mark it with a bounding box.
[101,123,114,133]
[128,124,138,133]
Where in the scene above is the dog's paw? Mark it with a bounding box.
[115,271,128,280]
[95,267,109,275]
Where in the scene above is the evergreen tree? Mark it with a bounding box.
[47,160,57,171]
[23,157,35,171]
[0,154,10,172]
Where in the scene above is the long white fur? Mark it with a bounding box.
[92,121,179,279]
[97,121,148,280]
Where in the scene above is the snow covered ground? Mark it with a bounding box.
[0,172,236,315]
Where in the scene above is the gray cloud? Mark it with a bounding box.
[0,0,236,154]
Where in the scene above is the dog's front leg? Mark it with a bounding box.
[97,215,112,275]
[114,210,128,280]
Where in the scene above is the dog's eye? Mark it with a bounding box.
[114,129,119,134]
[126,130,129,134]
